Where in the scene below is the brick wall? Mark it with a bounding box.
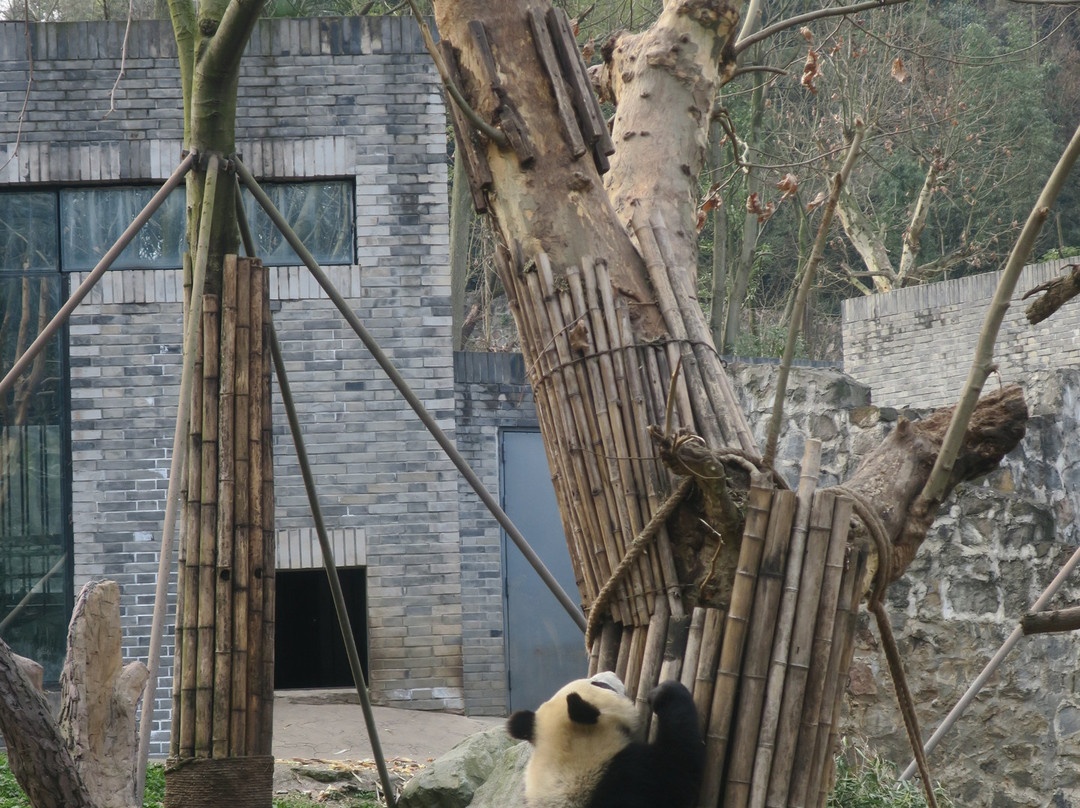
[842,258,1080,408]
[452,352,538,715]
[2,16,459,756]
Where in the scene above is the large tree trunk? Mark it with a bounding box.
[432,0,1028,804]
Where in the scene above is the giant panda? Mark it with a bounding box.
[506,672,704,808]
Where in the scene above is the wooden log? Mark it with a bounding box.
[57,580,149,808]
[196,294,220,759]
[213,258,237,759]
[437,40,493,213]
[1022,605,1080,635]
[764,490,837,808]
[693,608,725,736]
[748,441,822,808]
[786,495,854,808]
[723,489,798,808]
[526,9,588,158]
[545,7,616,165]
[700,477,774,808]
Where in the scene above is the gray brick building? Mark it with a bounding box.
[0,16,549,757]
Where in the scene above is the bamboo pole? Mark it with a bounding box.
[257,292,275,757]
[636,599,670,734]
[195,294,220,758]
[723,489,798,808]
[230,257,252,755]
[681,607,708,692]
[526,266,636,622]
[624,625,648,701]
[808,546,867,808]
[748,441,822,808]
[246,261,267,752]
[700,475,774,808]
[615,624,635,682]
[649,211,757,455]
[765,490,837,808]
[212,259,238,759]
[693,608,725,735]
[659,613,692,686]
[786,495,853,807]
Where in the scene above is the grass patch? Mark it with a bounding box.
[828,740,954,808]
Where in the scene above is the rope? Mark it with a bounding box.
[829,486,940,808]
[584,476,694,651]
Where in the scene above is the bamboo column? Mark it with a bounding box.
[167,256,275,808]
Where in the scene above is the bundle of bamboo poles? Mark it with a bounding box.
[499,215,871,805]
[169,255,275,798]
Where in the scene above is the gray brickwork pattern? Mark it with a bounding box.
[452,352,536,715]
[842,258,1080,408]
[2,16,459,757]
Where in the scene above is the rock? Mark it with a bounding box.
[466,740,530,808]
[398,726,517,808]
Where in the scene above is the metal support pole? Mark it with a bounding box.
[136,153,220,802]
[899,540,1080,781]
[268,323,398,808]
[233,157,587,632]
[0,153,195,400]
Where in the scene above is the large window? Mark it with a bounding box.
[241,181,354,266]
[0,191,71,683]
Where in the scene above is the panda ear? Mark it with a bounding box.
[566,692,601,725]
[507,710,536,742]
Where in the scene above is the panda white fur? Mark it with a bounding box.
[506,672,704,808]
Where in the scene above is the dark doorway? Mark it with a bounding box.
[274,567,369,689]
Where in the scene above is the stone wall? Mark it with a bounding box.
[733,362,1080,808]
[1,16,457,756]
[841,258,1080,408]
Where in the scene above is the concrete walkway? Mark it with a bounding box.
[272,689,505,763]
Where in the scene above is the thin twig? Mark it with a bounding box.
[734,0,912,56]
[404,0,509,148]
[762,120,864,467]
[105,0,135,118]
[917,118,1080,506]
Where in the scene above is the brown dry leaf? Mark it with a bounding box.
[801,49,821,95]
[777,173,799,196]
[805,190,827,212]
[800,26,813,42]
[746,192,776,223]
[696,209,708,233]
[582,38,595,62]
[891,57,909,84]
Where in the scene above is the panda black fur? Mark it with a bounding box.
[507,673,704,808]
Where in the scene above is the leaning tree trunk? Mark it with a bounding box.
[432,0,1027,805]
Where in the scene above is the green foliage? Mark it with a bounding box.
[0,756,26,808]
[1037,246,1080,262]
[731,322,805,360]
[828,741,954,808]
[143,763,166,808]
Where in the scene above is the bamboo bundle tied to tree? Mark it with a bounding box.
[432,0,1030,804]
[167,254,275,808]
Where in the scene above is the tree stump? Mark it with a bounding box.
[58,579,149,808]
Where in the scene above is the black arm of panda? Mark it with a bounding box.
[589,681,704,808]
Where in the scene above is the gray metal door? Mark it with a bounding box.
[501,429,587,711]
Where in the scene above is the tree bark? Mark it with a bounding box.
[1023,262,1080,324]
[58,581,149,808]
[0,635,98,808]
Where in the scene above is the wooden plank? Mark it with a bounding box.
[438,39,492,213]
[546,7,615,161]
[527,9,587,159]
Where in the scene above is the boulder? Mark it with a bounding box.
[398,726,518,808]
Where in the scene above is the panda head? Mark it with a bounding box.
[507,673,639,804]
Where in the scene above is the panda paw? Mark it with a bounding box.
[646,680,693,714]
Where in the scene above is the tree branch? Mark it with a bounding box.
[916,118,1080,508]
[1022,262,1080,324]
[734,0,912,56]
[1022,606,1080,635]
